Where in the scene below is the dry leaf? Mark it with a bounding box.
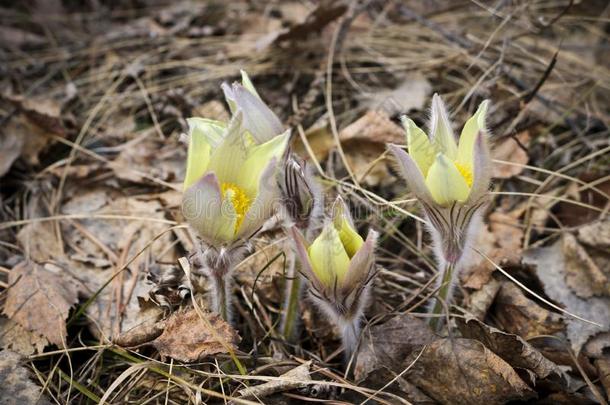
[362,74,432,116]
[0,350,52,405]
[3,262,79,347]
[0,317,49,356]
[60,191,178,339]
[523,237,610,353]
[457,317,566,383]
[493,282,564,340]
[562,233,609,298]
[111,135,185,184]
[492,131,530,179]
[151,308,240,362]
[405,338,535,404]
[339,110,405,186]
[354,313,437,382]
[462,211,524,290]
[3,93,64,135]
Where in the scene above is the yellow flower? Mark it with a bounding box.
[391,94,490,207]
[292,197,376,295]
[389,94,492,265]
[182,114,289,246]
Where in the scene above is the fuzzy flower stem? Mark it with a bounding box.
[210,270,231,321]
[281,256,302,342]
[429,261,455,331]
[341,319,360,366]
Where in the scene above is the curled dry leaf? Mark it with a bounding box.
[493,282,564,340]
[3,262,79,348]
[405,338,535,404]
[523,236,610,353]
[457,317,566,384]
[0,350,52,405]
[237,361,312,400]
[151,308,240,362]
[354,313,437,382]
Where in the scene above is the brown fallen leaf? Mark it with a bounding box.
[562,233,609,298]
[405,338,535,404]
[237,361,312,400]
[0,317,49,356]
[2,93,65,135]
[457,317,566,384]
[3,261,79,348]
[462,211,524,290]
[493,282,564,340]
[0,350,52,405]
[523,237,610,353]
[151,308,240,362]
[354,313,437,382]
[60,191,178,339]
[492,131,530,179]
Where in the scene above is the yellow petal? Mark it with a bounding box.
[183,118,225,190]
[308,224,351,288]
[331,197,364,258]
[207,114,249,186]
[457,100,489,170]
[237,129,290,197]
[402,116,435,176]
[336,218,364,258]
[425,153,471,206]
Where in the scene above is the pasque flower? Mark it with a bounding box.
[388,94,492,328]
[181,71,289,320]
[388,94,491,266]
[291,197,378,358]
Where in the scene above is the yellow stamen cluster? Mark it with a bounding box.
[221,182,251,232]
[453,162,473,187]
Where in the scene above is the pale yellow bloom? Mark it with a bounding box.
[292,197,375,295]
[182,114,289,246]
[394,95,490,207]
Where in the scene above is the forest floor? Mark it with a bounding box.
[1,1,610,404]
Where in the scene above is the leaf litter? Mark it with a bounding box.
[0,0,609,403]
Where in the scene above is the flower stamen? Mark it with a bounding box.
[221,182,251,232]
[454,162,473,187]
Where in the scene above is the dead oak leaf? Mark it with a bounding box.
[405,338,535,405]
[493,282,564,340]
[3,262,79,348]
[457,317,566,384]
[151,308,240,362]
[523,237,610,353]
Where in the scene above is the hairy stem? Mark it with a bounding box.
[210,271,231,321]
[341,319,360,367]
[281,258,302,341]
[429,262,455,331]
